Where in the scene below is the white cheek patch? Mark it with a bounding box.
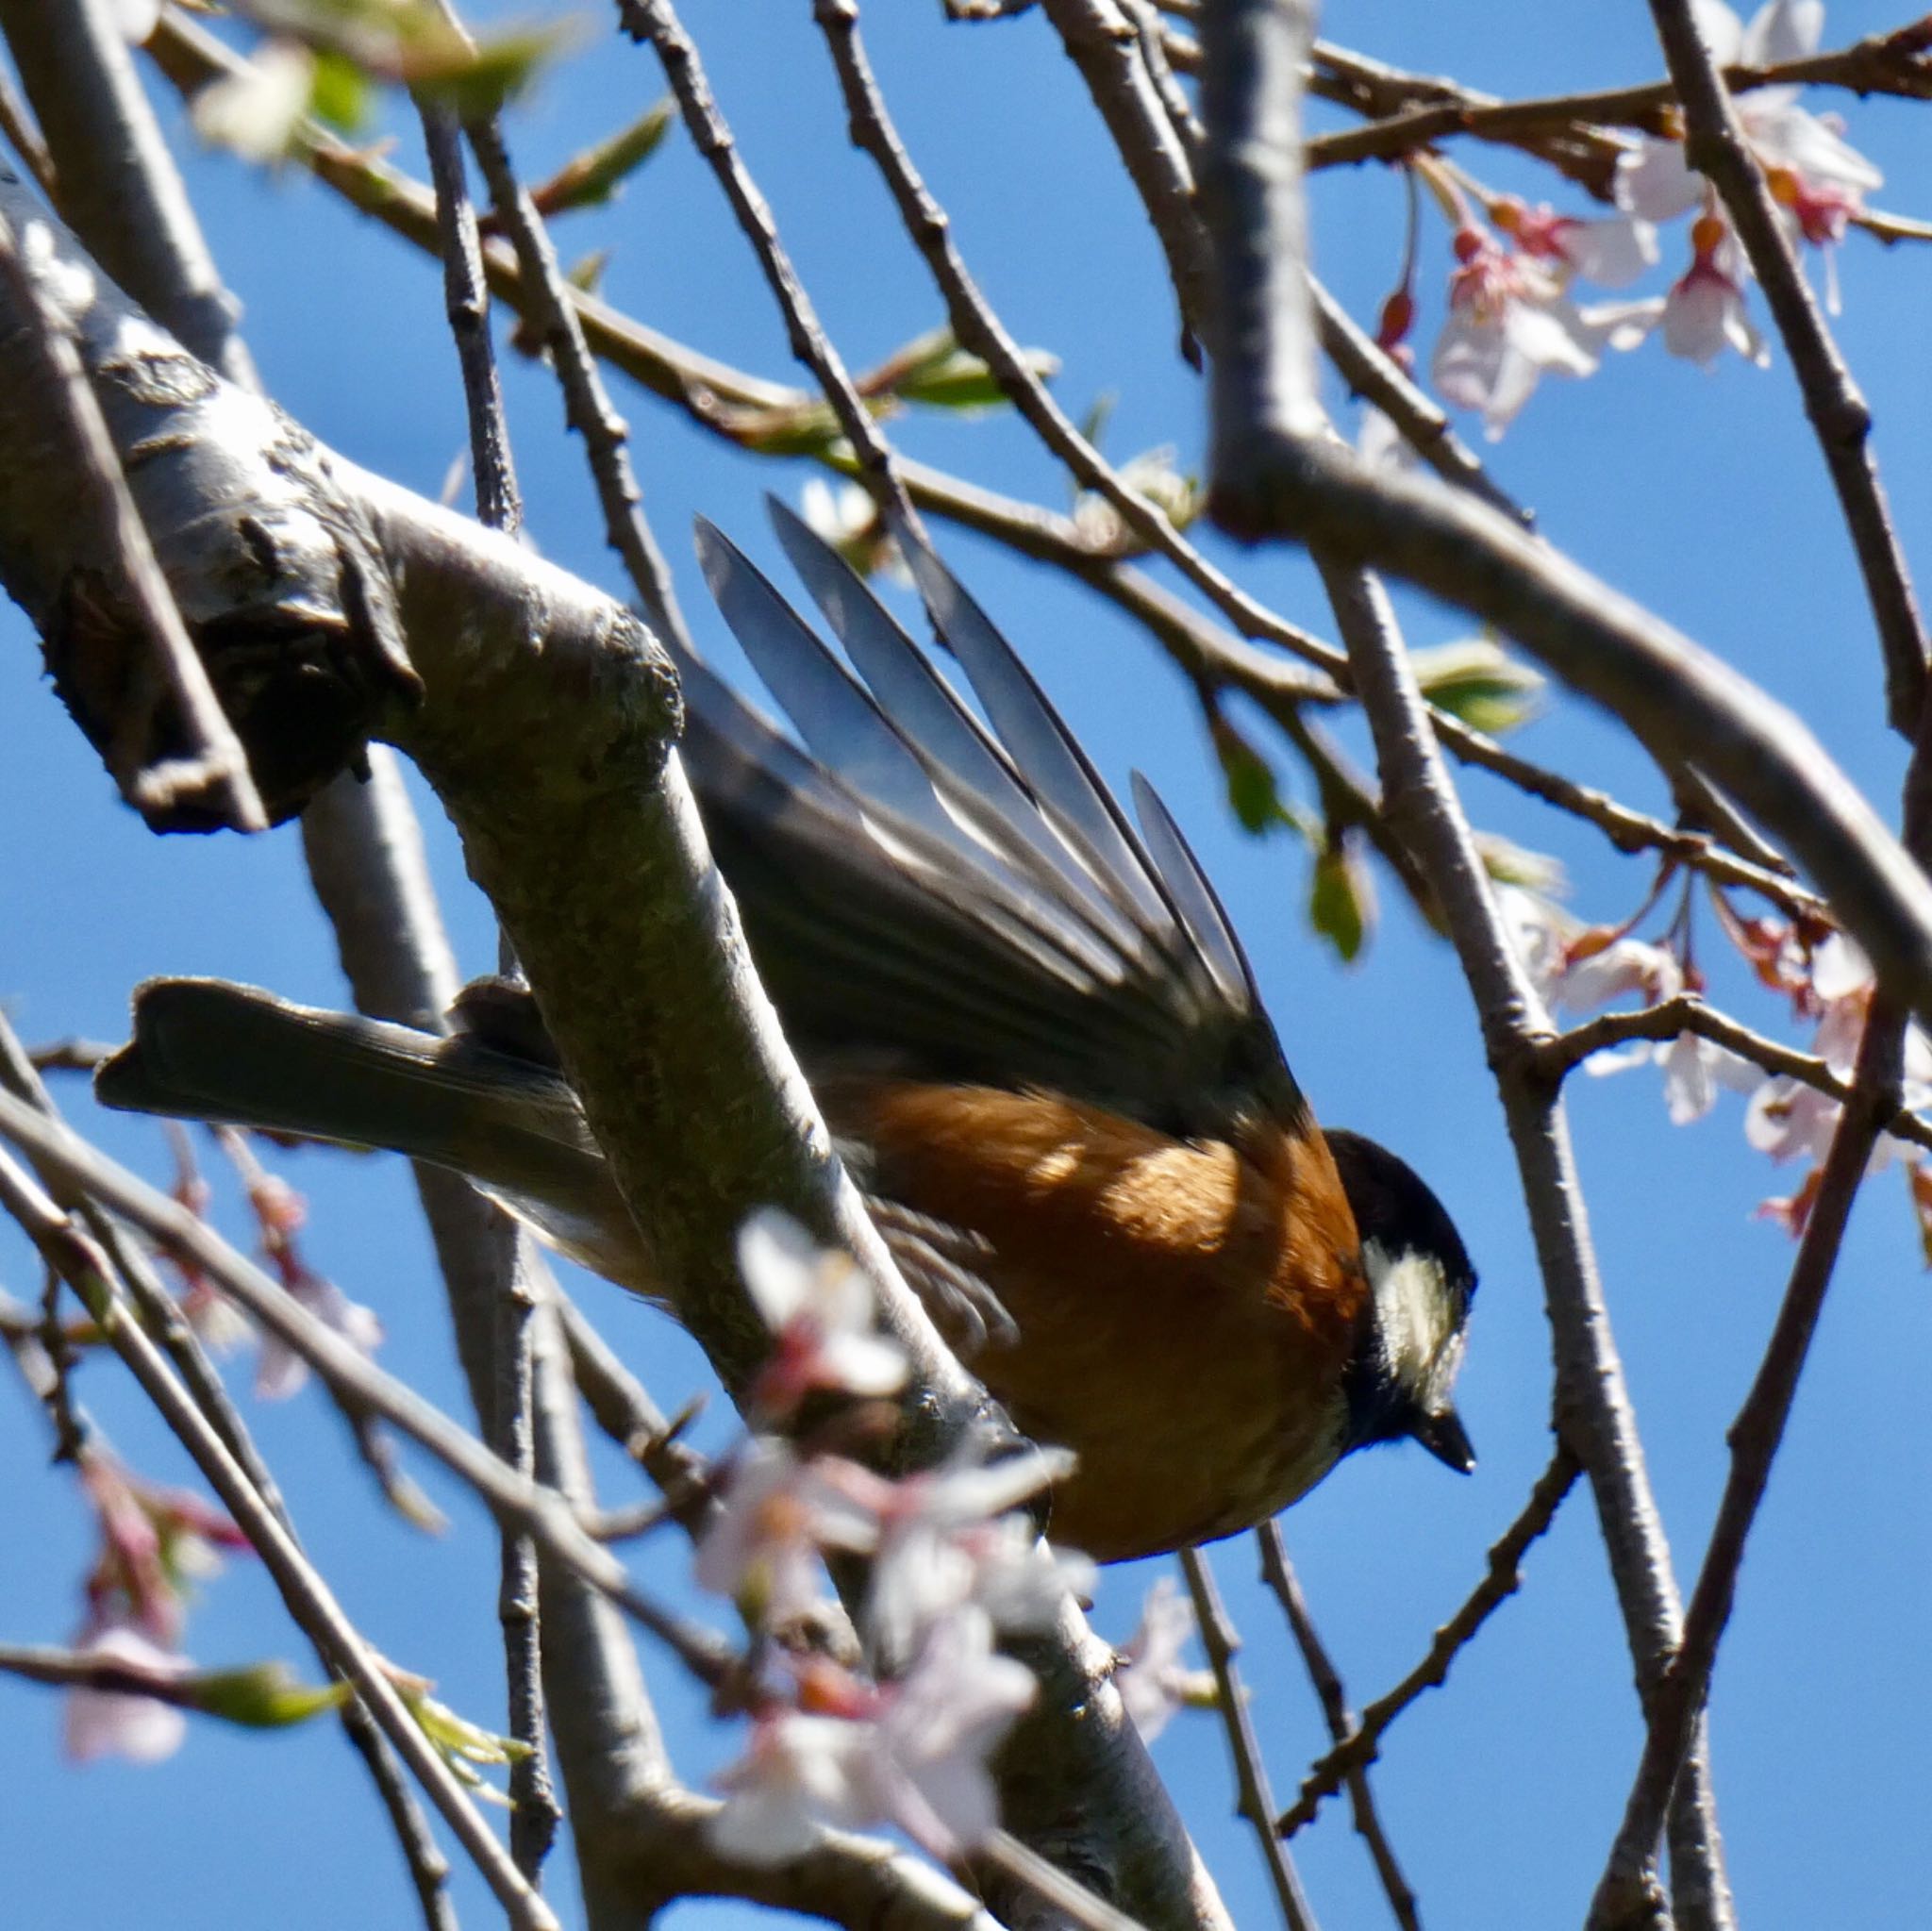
[1364,1240,1462,1410]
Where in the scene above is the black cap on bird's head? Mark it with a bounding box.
[1327,1130,1478,1475]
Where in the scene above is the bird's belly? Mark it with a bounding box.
[983,1323,1347,1562]
[830,1078,1368,1562]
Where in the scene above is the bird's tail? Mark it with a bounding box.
[95,978,648,1287]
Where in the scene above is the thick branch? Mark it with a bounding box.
[0,175,1220,1931]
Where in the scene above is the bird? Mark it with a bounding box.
[94,498,1476,1564]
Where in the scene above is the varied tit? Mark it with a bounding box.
[96,500,1476,1563]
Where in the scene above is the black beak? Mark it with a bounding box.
[1411,1406,1476,1474]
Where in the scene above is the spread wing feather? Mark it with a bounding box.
[680,501,1305,1138]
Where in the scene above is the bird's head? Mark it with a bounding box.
[1327,1130,1478,1475]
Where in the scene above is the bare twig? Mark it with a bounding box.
[1539,993,1932,1153]
[0,1088,741,1693]
[23,1037,114,1074]
[1191,26,1737,1885]
[1256,1528,1420,1931]
[1305,274,1526,524]
[0,0,255,383]
[490,1229,561,1879]
[418,107,521,534]
[1037,0,1211,355]
[1276,1447,1581,1836]
[812,0,1341,684]
[0,1640,337,1710]
[142,17,1833,938]
[0,1145,558,1931]
[614,0,924,536]
[0,62,53,195]
[1302,22,1932,183]
[1322,553,1734,1923]
[1179,1547,1320,1931]
[466,117,690,651]
[1588,999,1907,1929]
[980,1829,1156,1931]
[1642,0,1928,736]
[555,1290,718,1539]
[411,48,559,1875]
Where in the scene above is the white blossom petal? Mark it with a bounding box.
[1690,0,1746,64]
[1557,214,1659,288]
[1617,138,1707,222]
[63,1625,189,1767]
[1744,0,1824,66]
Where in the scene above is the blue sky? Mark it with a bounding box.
[2,3,1929,1926]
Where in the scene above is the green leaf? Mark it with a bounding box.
[412,26,564,121]
[1308,838,1374,963]
[563,249,611,297]
[307,48,372,134]
[738,406,850,458]
[191,1663,349,1730]
[1209,714,1290,837]
[408,1688,533,1768]
[891,332,1059,412]
[536,99,675,217]
[1409,637,1544,736]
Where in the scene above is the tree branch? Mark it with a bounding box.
[1255,1527,1419,1931]
[0,1142,560,1931]
[1587,998,1907,1929]
[1276,1446,1580,1837]
[1178,1547,1319,1931]
[1642,0,1927,736]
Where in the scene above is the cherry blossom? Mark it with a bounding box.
[860,1440,1086,1664]
[108,0,160,43]
[709,1606,1036,1862]
[1494,884,1680,1013]
[253,1260,385,1400]
[1431,229,1611,440]
[1664,219,1772,369]
[1114,1575,1204,1744]
[798,479,910,586]
[191,40,316,165]
[62,1620,190,1766]
[214,1130,384,1399]
[739,1210,908,1420]
[61,1457,250,1765]
[1616,2,1881,314]
[695,1438,885,1625]
[1491,197,1658,289]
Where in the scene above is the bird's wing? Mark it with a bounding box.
[680,501,1306,1140]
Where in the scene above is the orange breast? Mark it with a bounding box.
[831,1080,1369,1560]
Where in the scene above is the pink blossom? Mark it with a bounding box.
[739,1211,908,1421]
[1432,229,1608,440]
[1494,884,1682,1014]
[253,1263,384,1400]
[862,1445,1087,1665]
[62,1620,190,1766]
[1617,2,1880,310]
[1493,197,1658,288]
[695,1438,884,1625]
[216,1128,383,1399]
[1664,222,1772,369]
[1559,934,1682,1013]
[1656,1030,1767,1125]
[1115,1575,1203,1744]
[709,1606,1036,1862]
